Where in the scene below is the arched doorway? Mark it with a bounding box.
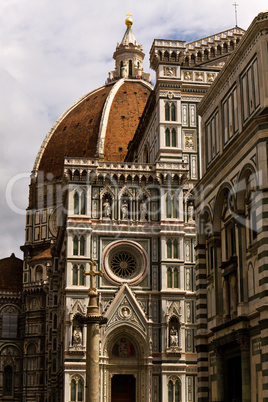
[101,326,149,401]
[111,374,136,402]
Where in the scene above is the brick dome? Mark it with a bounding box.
[0,253,23,292]
[34,79,153,178]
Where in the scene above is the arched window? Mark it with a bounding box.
[167,268,172,288]
[80,192,86,215]
[165,103,170,120]
[80,236,85,256]
[171,129,176,147]
[71,379,76,401]
[71,377,84,401]
[167,239,172,258]
[174,268,179,288]
[52,358,56,372]
[4,366,13,396]
[78,379,83,401]
[168,380,173,402]
[73,265,78,285]
[165,128,171,146]
[73,265,85,286]
[173,196,178,218]
[173,240,178,259]
[79,265,85,286]
[168,378,181,401]
[175,380,181,401]
[129,60,133,76]
[2,311,18,338]
[74,192,86,215]
[166,196,172,218]
[74,192,79,214]
[73,236,78,255]
[53,314,57,329]
[36,265,43,281]
[171,103,176,121]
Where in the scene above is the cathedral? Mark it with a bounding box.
[1,10,266,402]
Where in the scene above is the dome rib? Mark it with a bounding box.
[97,79,125,158]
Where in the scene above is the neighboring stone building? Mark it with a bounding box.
[195,10,268,402]
[0,15,245,402]
[0,254,23,400]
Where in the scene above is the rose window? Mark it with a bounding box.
[110,251,136,278]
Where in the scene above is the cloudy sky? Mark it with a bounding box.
[0,0,267,259]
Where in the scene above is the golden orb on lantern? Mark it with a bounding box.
[125,13,133,27]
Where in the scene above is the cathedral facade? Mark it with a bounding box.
[0,15,246,402]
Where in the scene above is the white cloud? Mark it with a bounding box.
[0,0,267,259]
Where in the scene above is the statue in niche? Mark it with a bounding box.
[73,325,82,346]
[186,269,191,290]
[170,326,178,346]
[103,198,111,218]
[140,200,147,221]
[188,203,194,222]
[121,200,128,219]
[92,200,97,218]
[187,303,191,321]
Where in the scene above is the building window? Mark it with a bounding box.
[73,236,78,255]
[73,264,85,286]
[73,236,85,256]
[165,103,170,120]
[167,239,172,258]
[129,60,133,76]
[74,191,86,215]
[206,109,219,165]
[2,313,18,338]
[167,267,180,288]
[165,128,177,147]
[71,377,84,401]
[4,366,13,396]
[171,129,176,147]
[168,378,181,402]
[166,239,180,259]
[241,57,260,123]
[171,103,176,121]
[166,194,179,218]
[222,86,238,145]
[165,128,171,146]
[166,195,172,218]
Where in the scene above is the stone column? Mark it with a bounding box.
[84,294,107,402]
[215,348,224,402]
[75,260,107,402]
[85,319,101,402]
[237,337,251,402]
[223,277,230,320]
